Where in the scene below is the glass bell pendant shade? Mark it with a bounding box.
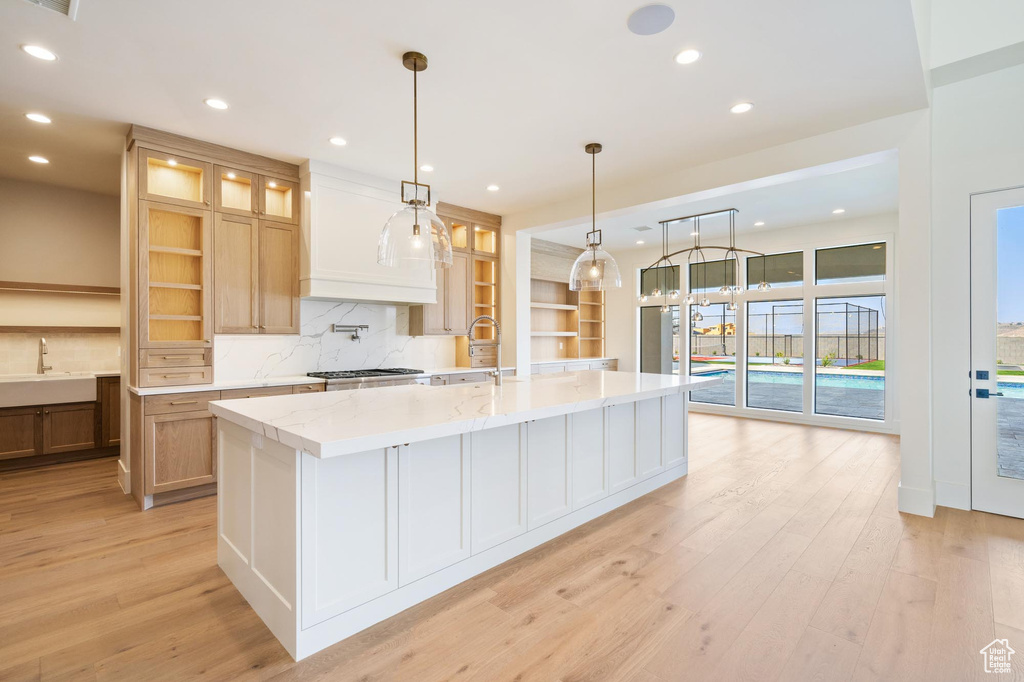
[378,202,452,268]
[693,311,704,322]
[683,293,696,306]
[570,245,622,292]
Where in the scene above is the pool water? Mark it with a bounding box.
[693,368,1024,398]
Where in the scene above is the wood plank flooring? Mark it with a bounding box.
[2,414,1024,681]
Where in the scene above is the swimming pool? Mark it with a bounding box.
[693,369,1024,398]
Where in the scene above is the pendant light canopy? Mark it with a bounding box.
[569,143,621,291]
[378,52,453,269]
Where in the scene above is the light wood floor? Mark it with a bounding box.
[3,414,1024,681]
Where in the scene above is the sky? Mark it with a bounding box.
[998,206,1024,324]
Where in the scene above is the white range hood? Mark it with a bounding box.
[300,159,438,304]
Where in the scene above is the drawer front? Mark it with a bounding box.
[430,375,449,386]
[566,361,591,372]
[220,386,294,400]
[537,364,567,375]
[141,348,212,369]
[293,383,325,394]
[590,360,615,370]
[145,390,221,416]
[140,366,213,388]
[449,372,492,384]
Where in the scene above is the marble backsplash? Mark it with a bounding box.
[0,332,121,375]
[214,300,456,382]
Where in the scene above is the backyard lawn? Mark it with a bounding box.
[847,360,885,370]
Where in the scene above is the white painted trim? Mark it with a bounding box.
[688,402,897,435]
[897,481,936,517]
[935,480,971,510]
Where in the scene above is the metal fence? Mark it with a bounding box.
[690,334,887,362]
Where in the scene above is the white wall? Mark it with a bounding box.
[930,0,1024,68]
[930,62,1024,509]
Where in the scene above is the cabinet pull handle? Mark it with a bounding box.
[205,200,211,206]
[170,400,198,405]
[162,373,194,379]
[161,354,194,359]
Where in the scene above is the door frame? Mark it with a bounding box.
[970,185,1024,516]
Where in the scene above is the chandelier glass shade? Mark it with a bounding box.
[570,143,621,291]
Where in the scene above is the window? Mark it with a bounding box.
[641,265,680,297]
[747,252,803,289]
[747,301,804,412]
[690,258,738,294]
[814,296,886,420]
[689,303,736,405]
[815,243,886,285]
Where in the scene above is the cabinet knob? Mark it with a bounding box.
[44,410,49,414]
[36,411,41,415]
[260,210,265,215]
[253,209,259,214]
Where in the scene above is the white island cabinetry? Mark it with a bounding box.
[211,370,717,660]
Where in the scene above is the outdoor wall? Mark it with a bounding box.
[930,61,1024,509]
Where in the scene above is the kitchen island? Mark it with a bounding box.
[209,370,718,660]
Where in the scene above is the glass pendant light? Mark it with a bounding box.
[570,143,621,291]
[693,310,704,322]
[378,52,452,269]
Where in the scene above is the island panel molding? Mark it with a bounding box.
[212,370,717,660]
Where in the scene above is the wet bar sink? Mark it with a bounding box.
[0,373,98,408]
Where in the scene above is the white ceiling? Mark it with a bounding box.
[536,159,900,250]
[0,0,926,203]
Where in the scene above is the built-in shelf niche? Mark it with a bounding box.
[142,203,209,345]
[530,278,579,360]
[144,155,206,206]
[473,258,498,341]
[216,166,256,216]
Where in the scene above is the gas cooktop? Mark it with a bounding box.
[307,368,424,380]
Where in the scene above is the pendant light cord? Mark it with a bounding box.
[413,65,418,200]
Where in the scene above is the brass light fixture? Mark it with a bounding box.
[569,143,621,291]
[378,51,452,269]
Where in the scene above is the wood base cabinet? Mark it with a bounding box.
[42,403,96,455]
[0,407,41,460]
[145,410,216,495]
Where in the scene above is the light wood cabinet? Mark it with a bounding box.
[410,204,501,338]
[138,149,212,211]
[0,407,41,460]
[42,403,96,455]
[259,221,300,333]
[293,383,325,394]
[213,216,298,335]
[214,166,259,218]
[145,409,216,495]
[259,176,299,224]
[98,376,121,448]
[139,200,213,349]
[214,213,259,334]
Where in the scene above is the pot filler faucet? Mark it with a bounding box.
[38,337,52,375]
[467,315,502,387]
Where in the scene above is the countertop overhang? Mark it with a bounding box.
[209,370,721,459]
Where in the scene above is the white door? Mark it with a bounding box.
[971,186,1024,518]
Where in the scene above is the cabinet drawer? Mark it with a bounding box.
[140,366,213,388]
[145,390,221,416]
[293,383,325,394]
[566,361,591,372]
[140,348,212,369]
[430,375,449,386]
[589,360,616,370]
[449,372,492,384]
[220,386,293,400]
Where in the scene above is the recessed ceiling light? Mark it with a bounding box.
[486,184,499,192]
[754,221,765,227]
[627,4,675,35]
[420,164,434,172]
[674,49,702,65]
[832,208,846,214]
[28,155,49,164]
[25,113,51,124]
[204,98,228,110]
[329,136,347,146]
[730,102,754,114]
[636,240,645,245]
[21,45,57,61]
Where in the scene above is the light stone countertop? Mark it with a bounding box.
[209,370,720,459]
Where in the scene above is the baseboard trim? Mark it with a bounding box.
[935,480,970,510]
[898,481,936,517]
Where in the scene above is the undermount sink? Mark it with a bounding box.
[0,372,98,408]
